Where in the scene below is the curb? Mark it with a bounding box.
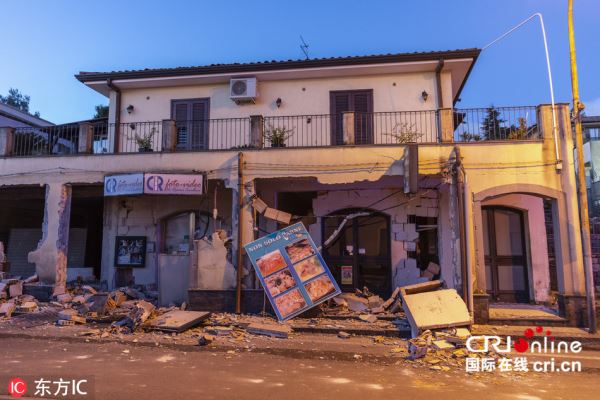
[0,331,395,363]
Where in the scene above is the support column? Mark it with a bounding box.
[28,183,72,295]
[161,119,177,152]
[439,108,454,142]
[78,123,94,154]
[0,127,15,156]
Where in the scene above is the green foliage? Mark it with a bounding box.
[94,104,109,119]
[265,125,294,147]
[0,88,40,117]
[481,106,504,140]
[385,122,423,143]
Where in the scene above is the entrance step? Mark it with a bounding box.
[488,305,569,327]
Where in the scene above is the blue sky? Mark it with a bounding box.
[1,0,599,124]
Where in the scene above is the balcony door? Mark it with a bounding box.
[171,98,210,150]
[483,206,530,303]
[330,90,373,145]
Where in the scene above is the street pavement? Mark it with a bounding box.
[1,337,600,399]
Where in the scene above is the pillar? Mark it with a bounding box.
[28,183,72,294]
[0,127,15,156]
[161,119,177,152]
[250,115,264,149]
[78,122,94,154]
[439,108,454,142]
[342,112,355,145]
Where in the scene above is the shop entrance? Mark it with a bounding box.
[322,209,391,297]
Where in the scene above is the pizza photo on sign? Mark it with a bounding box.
[264,268,297,296]
[274,288,307,318]
[256,249,287,277]
[285,238,315,263]
[304,274,337,302]
[293,255,325,282]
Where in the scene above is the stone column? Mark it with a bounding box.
[28,183,72,295]
[78,123,94,154]
[161,119,177,152]
[439,108,454,142]
[0,127,15,156]
[342,112,355,145]
[250,115,264,149]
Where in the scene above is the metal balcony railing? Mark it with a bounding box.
[6,107,541,157]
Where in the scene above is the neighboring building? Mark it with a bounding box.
[0,102,53,128]
[0,49,591,326]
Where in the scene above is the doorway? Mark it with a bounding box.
[483,206,530,303]
[322,209,391,297]
[330,90,374,145]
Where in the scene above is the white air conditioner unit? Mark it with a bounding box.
[229,77,257,103]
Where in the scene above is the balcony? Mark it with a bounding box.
[0,106,539,157]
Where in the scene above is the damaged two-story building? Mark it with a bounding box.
[0,48,592,326]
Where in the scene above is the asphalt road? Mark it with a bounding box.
[1,337,600,399]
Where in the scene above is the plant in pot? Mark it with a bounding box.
[265,125,293,148]
[130,128,155,152]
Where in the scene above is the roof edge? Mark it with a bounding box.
[75,49,481,83]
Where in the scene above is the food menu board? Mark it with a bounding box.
[244,222,341,321]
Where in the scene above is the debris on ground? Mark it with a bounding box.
[246,322,291,338]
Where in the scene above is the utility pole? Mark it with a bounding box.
[568,0,597,333]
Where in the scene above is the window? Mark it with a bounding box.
[162,211,223,254]
[171,98,210,150]
[330,90,374,145]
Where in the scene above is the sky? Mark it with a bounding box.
[1,0,599,124]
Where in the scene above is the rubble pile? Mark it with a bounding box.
[405,327,504,371]
[325,286,404,318]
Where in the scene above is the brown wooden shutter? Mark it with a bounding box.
[330,90,373,145]
[171,98,210,150]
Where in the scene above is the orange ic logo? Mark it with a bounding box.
[8,378,27,398]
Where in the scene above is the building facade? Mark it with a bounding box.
[0,49,590,325]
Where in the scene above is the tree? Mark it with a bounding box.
[94,104,109,119]
[480,106,504,140]
[0,88,40,117]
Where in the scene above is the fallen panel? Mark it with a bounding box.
[145,310,211,333]
[246,322,292,338]
[402,288,470,337]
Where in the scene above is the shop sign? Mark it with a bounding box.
[104,173,144,196]
[244,222,341,321]
[144,173,204,195]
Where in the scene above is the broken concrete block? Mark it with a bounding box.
[402,287,470,338]
[145,310,210,333]
[56,293,72,303]
[9,281,23,298]
[359,314,378,323]
[16,301,38,313]
[246,323,291,338]
[370,306,385,314]
[433,340,455,351]
[81,285,97,294]
[367,295,383,309]
[0,302,16,317]
[341,294,369,313]
[205,326,233,336]
[408,342,428,359]
[23,274,38,283]
[198,334,215,346]
[57,319,75,326]
[88,293,113,315]
[332,297,348,308]
[109,290,127,306]
[454,328,471,339]
[338,331,351,339]
[72,295,86,304]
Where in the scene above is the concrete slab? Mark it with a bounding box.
[145,310,211,333]
[402,288,470,337]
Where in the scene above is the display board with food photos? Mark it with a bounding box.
[244,222,341,321]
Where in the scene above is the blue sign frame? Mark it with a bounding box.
[244,222,341,321]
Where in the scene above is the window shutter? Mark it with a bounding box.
[174,103,189,149]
